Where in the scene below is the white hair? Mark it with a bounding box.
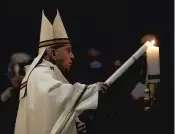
[7,52,32,77]
[10,52,32,65]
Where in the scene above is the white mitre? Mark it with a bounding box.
[53,9,70,46]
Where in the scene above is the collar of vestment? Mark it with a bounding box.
[39,59,69,84]
[19,59,69,100]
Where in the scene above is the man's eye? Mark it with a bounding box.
[66,48,71,53]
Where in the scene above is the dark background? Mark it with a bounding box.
[0,0,174,134]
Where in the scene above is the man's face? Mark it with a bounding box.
[51,44,75,72]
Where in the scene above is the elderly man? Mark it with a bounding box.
[0,52,32,134]
[15,10,109,134]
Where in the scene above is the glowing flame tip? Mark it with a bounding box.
[151,40,155,45]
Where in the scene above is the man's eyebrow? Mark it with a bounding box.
[66,46,71,49]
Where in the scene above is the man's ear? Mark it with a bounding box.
[50,48,56,60]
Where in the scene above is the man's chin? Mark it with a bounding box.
[62,67,71,78]
[67,67,71,71]
[64,66,71,72]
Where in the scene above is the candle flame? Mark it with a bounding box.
[150,40,156,46]
[141,34,159,47]
[146,40,156,49]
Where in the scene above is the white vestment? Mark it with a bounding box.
[15,59,99,134]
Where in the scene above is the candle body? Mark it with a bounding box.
[146,46,160,75]
[105,41,152,85]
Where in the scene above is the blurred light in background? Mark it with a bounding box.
[89,60,102,69]
[114,60,121,68]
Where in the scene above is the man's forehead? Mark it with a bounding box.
[60,44,71,50]
[52,44,71,49]
[59,44,71,49]
[64,44,71,48]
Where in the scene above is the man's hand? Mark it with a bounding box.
[76,118,87,134]
[96,82,110,94]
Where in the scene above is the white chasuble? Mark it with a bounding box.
[15,60,99,134]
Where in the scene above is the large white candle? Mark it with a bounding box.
[146,46,160,75]
[105,40,155,85]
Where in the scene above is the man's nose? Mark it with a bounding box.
[70,52,75,59]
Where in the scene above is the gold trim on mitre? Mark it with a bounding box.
[39,39,55,48]
[39,38,70,48]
